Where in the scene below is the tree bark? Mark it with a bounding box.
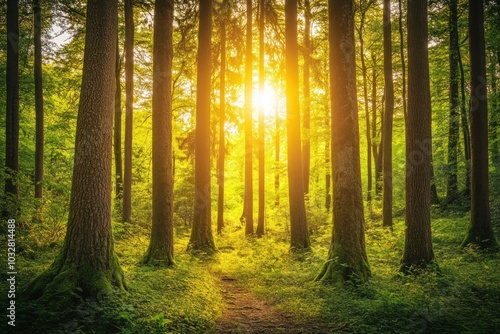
[462,0,498,250]
[401,0,435,272]
[382,0,394,229]
[285,0,310,251]
[458,38,471,198]
[257,0,265,237]
[316,0,370,282]
[144,0,175,266]
[241,0,254,235]
[302,0,311,196]
[446,0,460,204]
[34,0,44,201]
[25,0,126,300]
[123,0,134,223]
[217,18,226,235]
[5,0,20,217]
[188,0,216,252]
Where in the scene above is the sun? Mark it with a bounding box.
[256,84,278,117]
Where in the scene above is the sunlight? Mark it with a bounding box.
[256,84,277,118]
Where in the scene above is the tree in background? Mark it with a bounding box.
[34,0,44,202]
[25,0,126,299]
[461,0,498,250]
[144,0,175,266]
[316,0,370,282]
[4,0,20,217]
[114,40,123,201]
[123,0,134,223]
[241,0,254,236]
[401,0,435,272]
[285,0,310,251]
[257,0,266,238]
[382,0,394,229]
[302,0,311,196]
[188,0,216,252]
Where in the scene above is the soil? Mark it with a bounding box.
[215,275,344,334]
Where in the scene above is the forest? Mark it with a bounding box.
[1,0,500,333]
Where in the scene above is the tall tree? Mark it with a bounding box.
[461,0,498,250]
[400,0,435,271]
[34,0,44,201]
[275,99,280,208]
[302,0,311,195]
[458,37,471,198]
[217,5,227,235]
[316,0,370,282]
[144,0,175,266]
[285,0,310,251]
[188,0,216,252]
[446,0,460,204]
[382,0,394,228]
[241,0,254,235]
[257,0,265,237]
[123,0,134,223]
[25,0,126,298]
[114,40,123,200]
[5,0,20,216]
[398,0,407,122]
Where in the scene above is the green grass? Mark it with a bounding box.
[2,210,499,333]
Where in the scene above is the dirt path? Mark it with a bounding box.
[215,275,340,334]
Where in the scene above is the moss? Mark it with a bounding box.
[143,245,175,266]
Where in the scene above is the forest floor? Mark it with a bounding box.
[214,273,337,333]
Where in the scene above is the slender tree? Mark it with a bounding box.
[275,100,280,208]
[400,0,435,271]
[5,0,20,216]
[285,0,310,251]
[458,38,471,198]
[241,0,254,235]
[123,0,134,223]
[462,0,498,250]
[188,0,216,252]
[302,0,311,195]
[114,40,123,200]
[144,0,175,266]
[446,0,460,204]
[398,0,407,122]
[34,0,44,201]
[25,0,126,299]
[316,0,370,282]
[382,0,394,229]
[217,7,227,235]
[257,0,265,237]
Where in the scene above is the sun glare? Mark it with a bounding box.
[257,84,278,117]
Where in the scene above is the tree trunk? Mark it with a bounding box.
[285,0,310,251]
[446,0,460,204]
[217,19,226,235]
[275,101,280,208]
[122,0,134,223]
[357,12,372,204]
[144,0,175,266]
[382,0,394,229]
[401,0,435,272]
[188,0,216,252]
[5,0,20,217]
[398,0,407,123]
[458,38,471,198]
[302,0,311,196]
[34,0,44,201]
[241,0,254,235]
[114,39,123,200]
[257,0,265,237]
[25,0,126,300]
[316,0,370,283]
[462,0,498,250]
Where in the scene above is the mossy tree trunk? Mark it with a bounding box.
[316,0,370,283]
[400,0,435,272]
[144,0,175,266]
[25,0,126,300]
[285,0,310,251]
[462,0,498,250]
[188,0,216,252]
